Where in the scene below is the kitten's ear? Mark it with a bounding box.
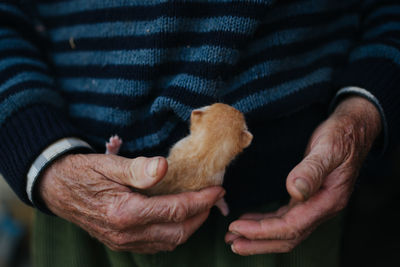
[190,107,206,123]
[241,130,253,148]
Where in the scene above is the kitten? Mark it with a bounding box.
[105,103,253,215]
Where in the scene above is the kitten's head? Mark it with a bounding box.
[190,103,253,155]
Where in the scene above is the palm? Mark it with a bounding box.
[225,96,381,255]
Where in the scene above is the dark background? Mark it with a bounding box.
[342,144,400,266]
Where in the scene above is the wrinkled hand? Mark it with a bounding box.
[225,96,382,255]
[39,154,225,253]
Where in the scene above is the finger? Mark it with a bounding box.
[238,213,266,220]
[238,207,289,220]
[125,186,225,224]
[108,210,210,251]
[225,231,241,244]
[286,142,342,201]
[89,154,168,189]
[82,221,176,253]
[215,198,229,216]
[229,217,296,240]
[225,207,292,244]
[236,204,291,222]
[225,205,290,243]
[145,209,210,245]
[231,238,296,255]
[229,190,339,241]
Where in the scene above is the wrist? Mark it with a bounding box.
[37,153,86,214]
[28,138,93,214]
[36,153,69,211]
[333,96,382,147]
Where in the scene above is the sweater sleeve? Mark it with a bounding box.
[0,1,87,206]
[334,0,400,152]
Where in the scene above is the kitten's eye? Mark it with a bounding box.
[192,109,204,116]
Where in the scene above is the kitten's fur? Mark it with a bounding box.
[106,103,253,215]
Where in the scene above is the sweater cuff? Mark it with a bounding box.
[27,137,93,214]
[0,105,91,210]
[334,58,400,153]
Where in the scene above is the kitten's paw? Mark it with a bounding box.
[105,135,123,155]
[215,198,229,216]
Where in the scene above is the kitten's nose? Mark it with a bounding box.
[242,130,253,148]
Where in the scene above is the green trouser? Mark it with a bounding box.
[33,205,343,267]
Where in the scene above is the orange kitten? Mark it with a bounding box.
[105,103,253,215]
[142,103,252,215]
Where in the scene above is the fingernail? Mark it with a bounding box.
[229,225,240,235]
[231,230,240,236]
[231,244,237,254]
[146,158,160,178]
[294,178,310,199]
[226,231,240,244]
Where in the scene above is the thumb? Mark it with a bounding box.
[90,154,168,189]
[286,143,341,201]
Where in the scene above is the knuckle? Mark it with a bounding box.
[108,232,123,246]
[108,232,132,247]
[107,206,137,229]
[304,157,325,183]
[286,229,300,240]
[170,203,188,222]
[332,125,356,161]
[130,156,146,175]
[172,226,187,245]
[108,213,129,229]
[282,220,302,240]
[331,135,347,156]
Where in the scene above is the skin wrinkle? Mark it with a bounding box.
[107,201,134,230]
[107,210,209,249]
[38,94,380,254]
[227,96,382,255]
[39,150,224,252]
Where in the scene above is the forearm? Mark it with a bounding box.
[0,1,82,206]
[333,0,400,152]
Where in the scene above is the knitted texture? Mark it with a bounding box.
[0,0,399,207]
[0,106,82,206]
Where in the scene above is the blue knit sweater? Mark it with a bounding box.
[1,0,399,212]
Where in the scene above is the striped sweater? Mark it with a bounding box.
[0,0,399,212]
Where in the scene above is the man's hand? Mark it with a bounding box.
[225,96,382,255]
[39,154,225,253]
